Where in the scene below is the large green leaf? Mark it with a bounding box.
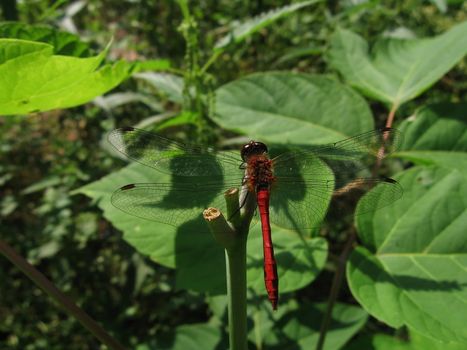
[396,103,467,172]
[327,21,467,106]
[215,0,322,49]
[252,301,367,349]
[78,161,328,295]
[345,330,467,350]
[0,39,133,115]
[214,72,374,145]
[348,166,467,342]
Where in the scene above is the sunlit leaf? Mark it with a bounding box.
[0,39,133,115]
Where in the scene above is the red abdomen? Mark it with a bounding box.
[256,187,279,310]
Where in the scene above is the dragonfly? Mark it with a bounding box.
[108,126,403,310]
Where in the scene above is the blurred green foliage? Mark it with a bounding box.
[1,0,466,349]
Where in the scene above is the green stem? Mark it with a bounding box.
[225,237,248,350]
[204,187,255,350]
[201,50,223,74]
[0,239,126,350]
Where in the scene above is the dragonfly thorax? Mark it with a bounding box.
[246,155,275,191]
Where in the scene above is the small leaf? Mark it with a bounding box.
[0,39,133,115]
[253,300,368,349]
[0,21,90,56]
[215,0,322,49]
[94,92,163,111]
[327,21,467,106]
[214,72,374,145]
[348,166,467,342]
[344,334,411,350]
[134,72,183,103]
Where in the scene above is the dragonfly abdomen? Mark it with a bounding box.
[256,187,279,310]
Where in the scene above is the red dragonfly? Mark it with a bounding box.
[108,126,402,310]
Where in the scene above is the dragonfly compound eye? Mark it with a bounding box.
[241,141,269,161]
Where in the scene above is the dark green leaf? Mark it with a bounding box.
[349,166,467,342]
[214,72,374,145]
[327,22,467,106]
[0,21,90,56]
[396,103,467,171]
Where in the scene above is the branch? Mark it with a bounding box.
[0,239,126,350]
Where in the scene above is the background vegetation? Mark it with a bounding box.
[0,0,466,349]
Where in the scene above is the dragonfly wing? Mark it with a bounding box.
[269,178,334,231]
[269,153,335,230]
[108,127,243,177]
[335,177,404,214]
[111,182,238,226]
[273,127,402,190]
[270,150,403,230]
[308,127,402,160]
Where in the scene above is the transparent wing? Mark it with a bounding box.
[269,177,403,230]
[306,127,401,161]
[269,154,335,230]
[108,127,243,178]
[269,150,403,230]
[111,181,244,226]
[272,127,402,191]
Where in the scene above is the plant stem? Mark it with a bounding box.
[316,229,356,350]
[385,103,398,128]
[0,239,126,350]
[225,237,248,350]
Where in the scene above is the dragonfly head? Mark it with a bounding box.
[241,141,268,161]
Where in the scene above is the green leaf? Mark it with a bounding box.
[409,328,467,349]
[348,166,467,342]
[94,92,163,112]
[0,39,133,115]
[327,21,467,106]
[396,102,467,171]
[215,0,322,49]
[253,301,367,349]
[137,323,223,350]
[134,72,184,103]
[78,161,328,295]
[214,72,374,145]
[0,21,90,56]
[247,228,327,295]
[344,334,411,350]
[345,330,467,350]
